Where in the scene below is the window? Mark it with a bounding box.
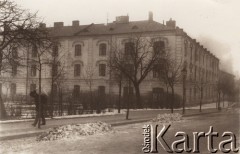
[32,45,37,58]
[152,88,163,101]
[124,42,134,55]
[125,64,134,75]
[184,41,188,56]
[75,45,81,56]
[12,64,17,76]
[98,86,105,96]
[73,85,80,99]
[153,65,159,78]
[153,41,165,54]
[74,64,81,76]
[99,43,106,56]
[52,45,58,57]
[123,87,133,97]
[31,64,37,77]
[190,45,193,62]
[30,84,36,92]
[10,83,16,96]
[99,64,106,76]
[12,47,18,59]
[195,49,198,61]
[52,64,58,77]
[52,84,57,97]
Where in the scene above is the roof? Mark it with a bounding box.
[48,20,174,37]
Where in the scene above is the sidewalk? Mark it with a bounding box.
[0,107,220,141]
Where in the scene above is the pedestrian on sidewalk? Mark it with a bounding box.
[30,90,47,127]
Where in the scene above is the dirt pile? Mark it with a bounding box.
[150,113,182,123]
[37,121,112,141]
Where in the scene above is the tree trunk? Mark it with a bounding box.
[126,79,131,120]
[200,87,203,112]
[134,83,142,108]
[118,80,122,113]
[50,78,54,118]
[38,64,42,129]
[171,86,174,113]
[222,94,225,108]
[0,95,7,119]
[218,92,221,110]
[0,52,6,119]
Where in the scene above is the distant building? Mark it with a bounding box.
[1,12,219,107]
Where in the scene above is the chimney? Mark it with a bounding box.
[148,11,153,21]
[39,23,46,28]
[54,22,64,28]
[115,16,129,24]
[72,20,79,27]
[166,18,176,29]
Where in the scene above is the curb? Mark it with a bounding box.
[0,118,151,141]
[182,111,220,117]
[0,110,221,141]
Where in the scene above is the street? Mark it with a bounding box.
[0,108,239,154]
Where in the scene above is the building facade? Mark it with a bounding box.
[1,12,219,107]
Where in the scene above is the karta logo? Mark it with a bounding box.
[142,124,239,153]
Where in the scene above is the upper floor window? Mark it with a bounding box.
[99,43,106,56]
[153,41,165,54]
[184,41,188,57]
[52,45,58,57]
[32,45,37,58]
[31,64,37,77]
[75,45,81,56]
[124,42,134,55]
[99,64,106,77]
[74,64,81,77]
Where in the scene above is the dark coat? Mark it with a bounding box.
[30,91,47,112]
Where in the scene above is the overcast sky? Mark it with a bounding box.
[14,0,240,78]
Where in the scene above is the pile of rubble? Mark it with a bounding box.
[150,113,182,123]
[37,121,112,141]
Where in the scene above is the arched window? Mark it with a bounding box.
[153,41,165,54]
[99,43,106,56]
[74,64,81,76]
[75,45,81,56]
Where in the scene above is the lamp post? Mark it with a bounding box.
[182,67,187,114]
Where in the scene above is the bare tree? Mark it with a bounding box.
[195,77,205,112]
[48,42,66,117]
[110,34,162,110]
[157,51,183,113]
[0,0,48,119]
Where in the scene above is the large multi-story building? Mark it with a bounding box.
[1,12,219,108]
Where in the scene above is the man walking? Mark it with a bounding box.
[30,90,47,127]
